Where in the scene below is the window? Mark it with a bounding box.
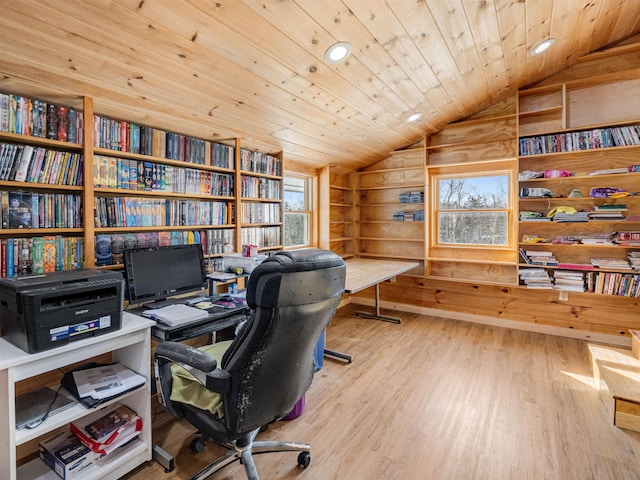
[284,174,313,247]
[435,174,510,246]
[428,159,517,257]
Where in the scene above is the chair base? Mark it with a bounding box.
[191,428,311,480]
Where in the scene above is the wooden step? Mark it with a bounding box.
[588,343,640,432]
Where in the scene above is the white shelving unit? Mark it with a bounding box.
[0,312,155,480]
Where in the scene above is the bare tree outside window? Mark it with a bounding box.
[436,175,509,245]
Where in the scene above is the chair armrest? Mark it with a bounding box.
[156,341,232,395]
[156,342,218,372]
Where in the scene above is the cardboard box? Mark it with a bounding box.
[39,430,104,479]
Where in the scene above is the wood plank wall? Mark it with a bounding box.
[347,41,640,342]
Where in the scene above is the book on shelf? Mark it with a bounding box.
[7,191,32,228]
[557,262,595,271]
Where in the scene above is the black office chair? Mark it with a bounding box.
[154,249,346,480]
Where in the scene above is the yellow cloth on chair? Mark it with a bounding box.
[169,340,233,417]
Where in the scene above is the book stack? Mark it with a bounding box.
[392,211,415,221]
[553,271,585,292]
[519,267,554,289]
[588,204,627,220]
[519,249,558,266]
[580,235,614,246]
[611,231,640,246]
[413,209,424,221]
[590,257,634,271]
[551,211,590,222]
[398,191,424,203]
[628,252,640,272]
[519,211,552,222]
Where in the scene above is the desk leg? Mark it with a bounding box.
[354,283,402,324]
[324,348,352,363]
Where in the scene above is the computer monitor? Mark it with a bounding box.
[123,243,207,304]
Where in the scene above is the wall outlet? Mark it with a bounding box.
[558,291,568,301]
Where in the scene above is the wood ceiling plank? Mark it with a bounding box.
[495,0,528,90]
[564,0,607,66]
[424,0,495,116]
[343,0,462,123]
[385,1,475,123]
[460,0,511,105]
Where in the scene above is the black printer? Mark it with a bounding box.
[0,269,124,353]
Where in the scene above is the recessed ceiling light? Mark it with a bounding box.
[404,112,423,124]
[325,42,352,64]
[530,38,555,56]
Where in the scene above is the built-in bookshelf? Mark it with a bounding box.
[0,91,283,277]
[0,93,87,277]
[239,149,283,251]
[517,77,640,295]
[329,170,356,259]
[356,147,426,276]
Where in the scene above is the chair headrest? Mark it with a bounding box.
[246,249,345,308]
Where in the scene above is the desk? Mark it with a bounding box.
[345,258,419,324]
[324,258,418,363]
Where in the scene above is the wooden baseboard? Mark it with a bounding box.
[349,297,631,348]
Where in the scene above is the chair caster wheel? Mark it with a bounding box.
[190,437,207,453]
[297,451,311,469]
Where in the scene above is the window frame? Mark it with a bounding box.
[283,173,315,248]
[427,159,518,263]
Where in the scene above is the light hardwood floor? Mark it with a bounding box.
[124,304,640,480]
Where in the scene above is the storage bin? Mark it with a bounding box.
[221,254,267,273]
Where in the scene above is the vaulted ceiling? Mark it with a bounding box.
[1,1,639,173]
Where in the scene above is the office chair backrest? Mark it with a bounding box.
[221,249,345,434]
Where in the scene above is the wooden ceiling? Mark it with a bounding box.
[1,1,639,174]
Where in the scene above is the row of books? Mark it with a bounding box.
[393,209,424,221]
[0,93,84,143]
[239,202,281,224]
[162,131,207,164]
[588,271,640,296]
[240,148,281,176]
[240,176,281,199]
[0,236,84,278]
[95,229,235,266]
[93,155,234,196]
[518,267,640,296]
[1,191,82,229]
[241,226,281,248]
[94,115,239,170]
[93,114,154,155]
[519,124,640,156]
[520,249,639,271]
[0,142,83,185]
[399,191,424,203]
[94,197,234,228]
[520,204,630,223]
